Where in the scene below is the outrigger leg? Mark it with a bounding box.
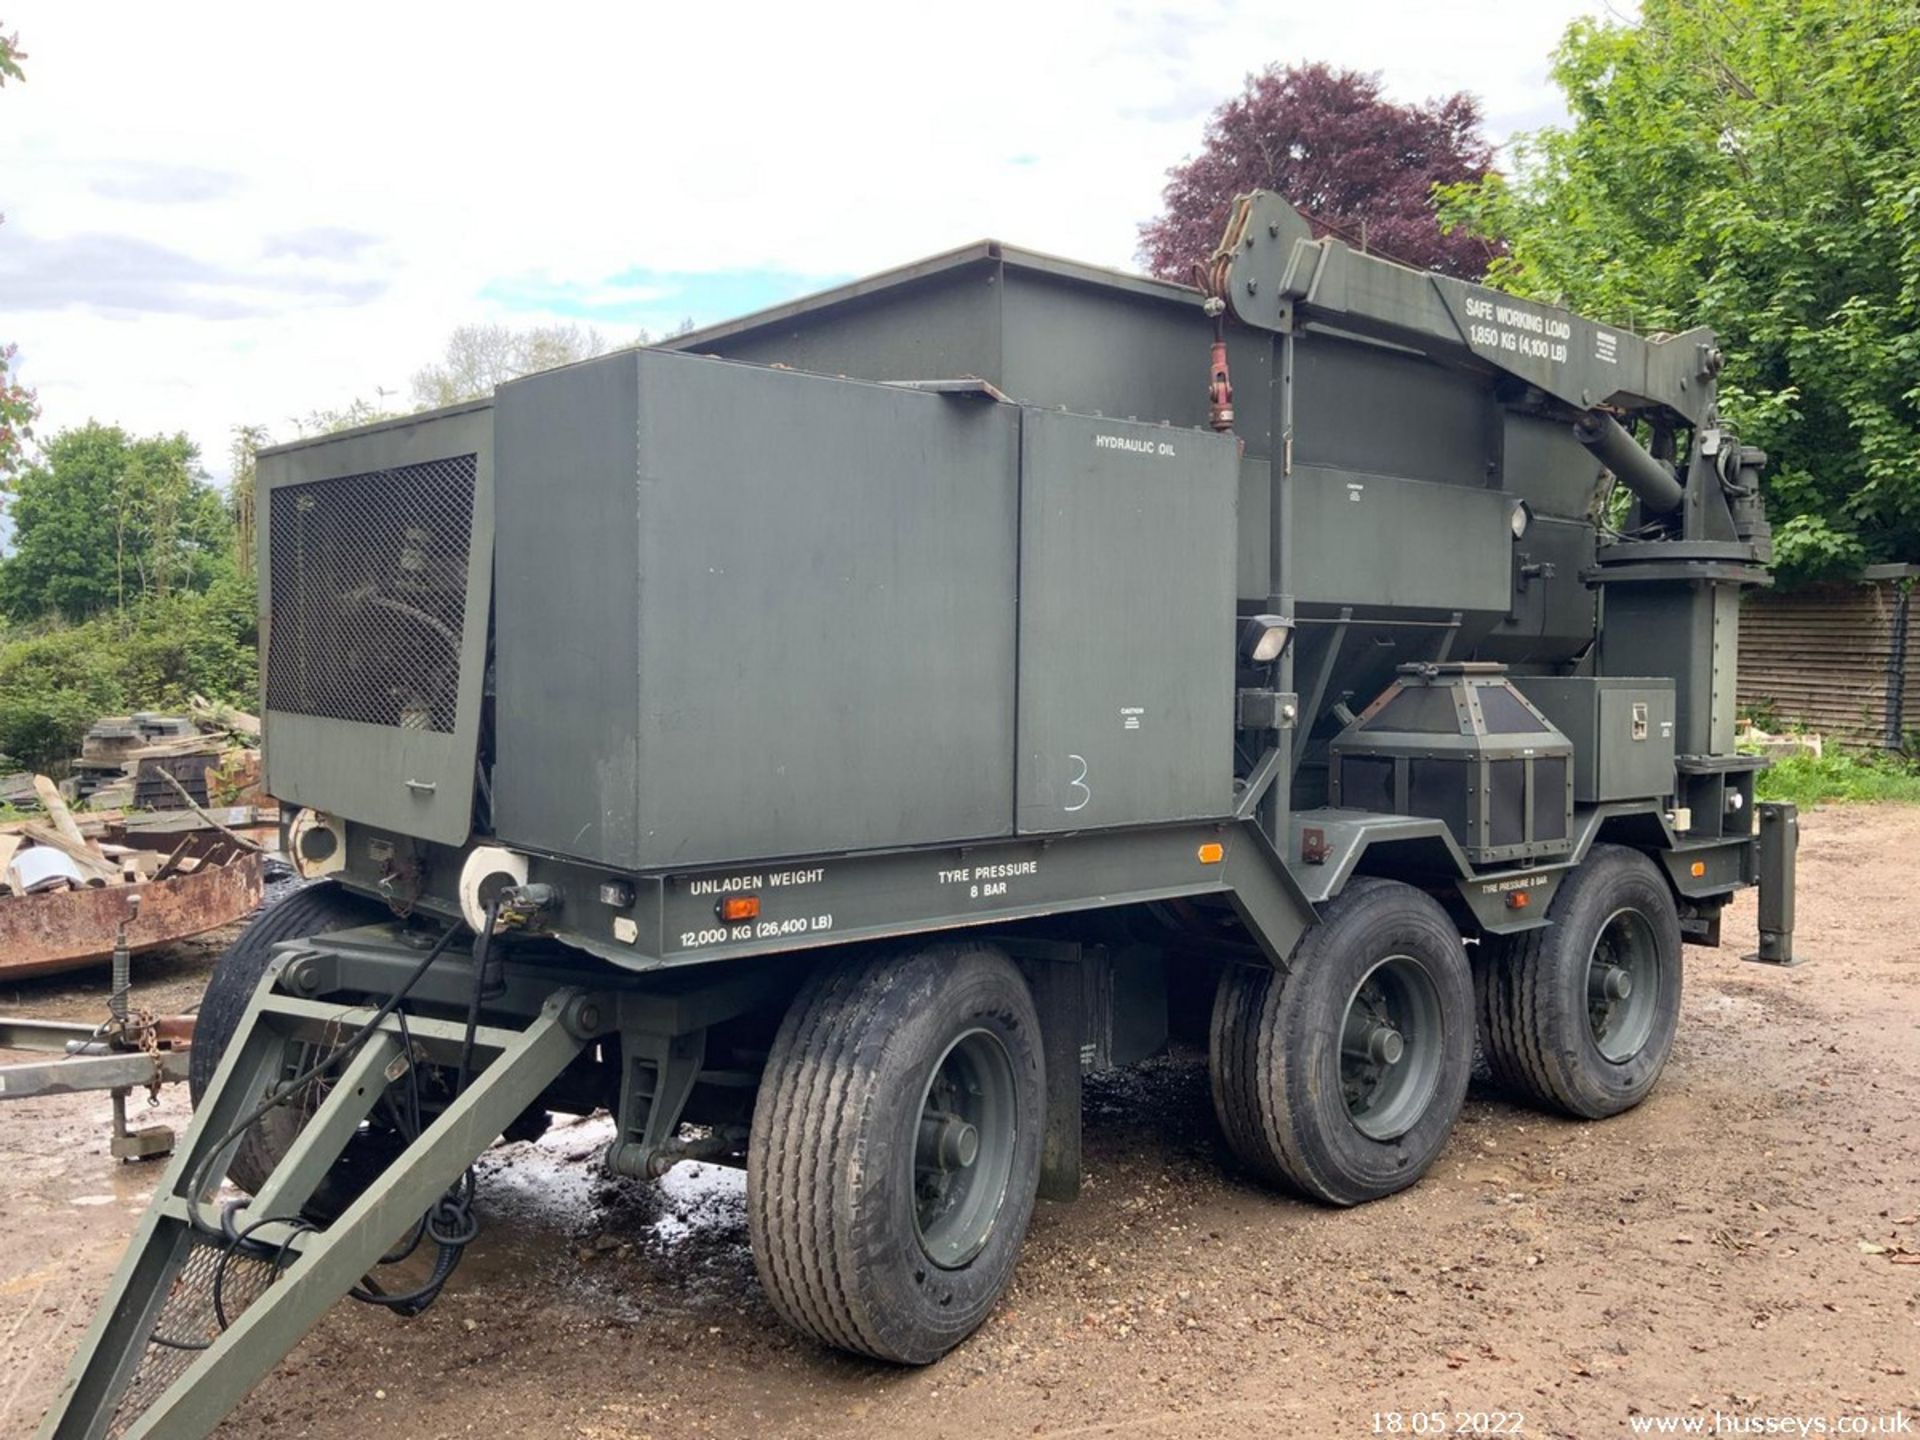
[36,953,603,1440]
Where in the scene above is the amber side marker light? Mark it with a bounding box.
[1506,891,1530,909]
[1690,861,1707,878]
[718,896,761,922]
[1197,842,1225,865]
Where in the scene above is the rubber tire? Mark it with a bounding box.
[747,942,1045,1364]
[1210,877,1475,1207]
[188,880,388,1194]
[1478,844,1682,1120]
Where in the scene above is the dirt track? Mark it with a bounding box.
[4,805,1917,1439]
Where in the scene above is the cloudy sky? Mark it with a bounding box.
[2,1,1613,481]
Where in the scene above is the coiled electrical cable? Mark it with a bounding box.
[183,893,507,1336]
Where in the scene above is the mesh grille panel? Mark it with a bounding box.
[109,1236,279,1437]
[265,455,477,732]
[1408,757,1472,839]
[1339,755,1396,813]
[1477,685,1549,735]
[1533,756,1569,841]
[1488,758,1526,847]
[1361,686,1462,735]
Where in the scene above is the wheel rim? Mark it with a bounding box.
[912,1028,1017,1270]
[1340,955,1445,1141]
[1587,906,1662,1063]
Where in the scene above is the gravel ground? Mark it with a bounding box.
[3,805,1916,1439]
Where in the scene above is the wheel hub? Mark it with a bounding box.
[1586,907,1661,1063]
[1345,1024,1406,1066]
[912,1028,1017,1270]
[1591,964,1633,1002]
[919,1111,980,1171]
[1339,957,1444,1142]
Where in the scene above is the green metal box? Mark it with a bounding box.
[491,348,1239,872]
[1513,676,1677,803]
[1597,582,1739,757]
[1288,469,1511,614]
[492,350,1022,870]
[1015,410,1239,833]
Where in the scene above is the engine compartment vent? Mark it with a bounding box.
[1330,662,1573,865]
[264,454,477,733]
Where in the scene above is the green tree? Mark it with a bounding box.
[0,624,124,771]
[0,343,31,485]
[0,26,34,483]
[0,423,231,620]
[0,23,23,85]
[227,423,269,576]
[0,573,259,772]
[410,322,611,408]
[290,392,402,438]
[1438,0,1920,579]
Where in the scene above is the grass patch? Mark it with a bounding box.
[1755,749,1920,808]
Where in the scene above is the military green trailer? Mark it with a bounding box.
[41,192,1800,1438]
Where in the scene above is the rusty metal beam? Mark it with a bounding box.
[0,851,262,980]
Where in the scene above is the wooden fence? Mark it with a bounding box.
[1737,564,1917,750]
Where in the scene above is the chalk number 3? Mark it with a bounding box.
[1064,754,1091,813]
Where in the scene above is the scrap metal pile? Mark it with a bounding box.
[0,705,271,978]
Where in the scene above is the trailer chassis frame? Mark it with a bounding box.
[39,790,1797,1437]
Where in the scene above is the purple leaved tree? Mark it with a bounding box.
[1140,63,1499,284]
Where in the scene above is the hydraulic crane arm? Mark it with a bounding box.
[1205,190,1776,545]
[1210,190,1723,432]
